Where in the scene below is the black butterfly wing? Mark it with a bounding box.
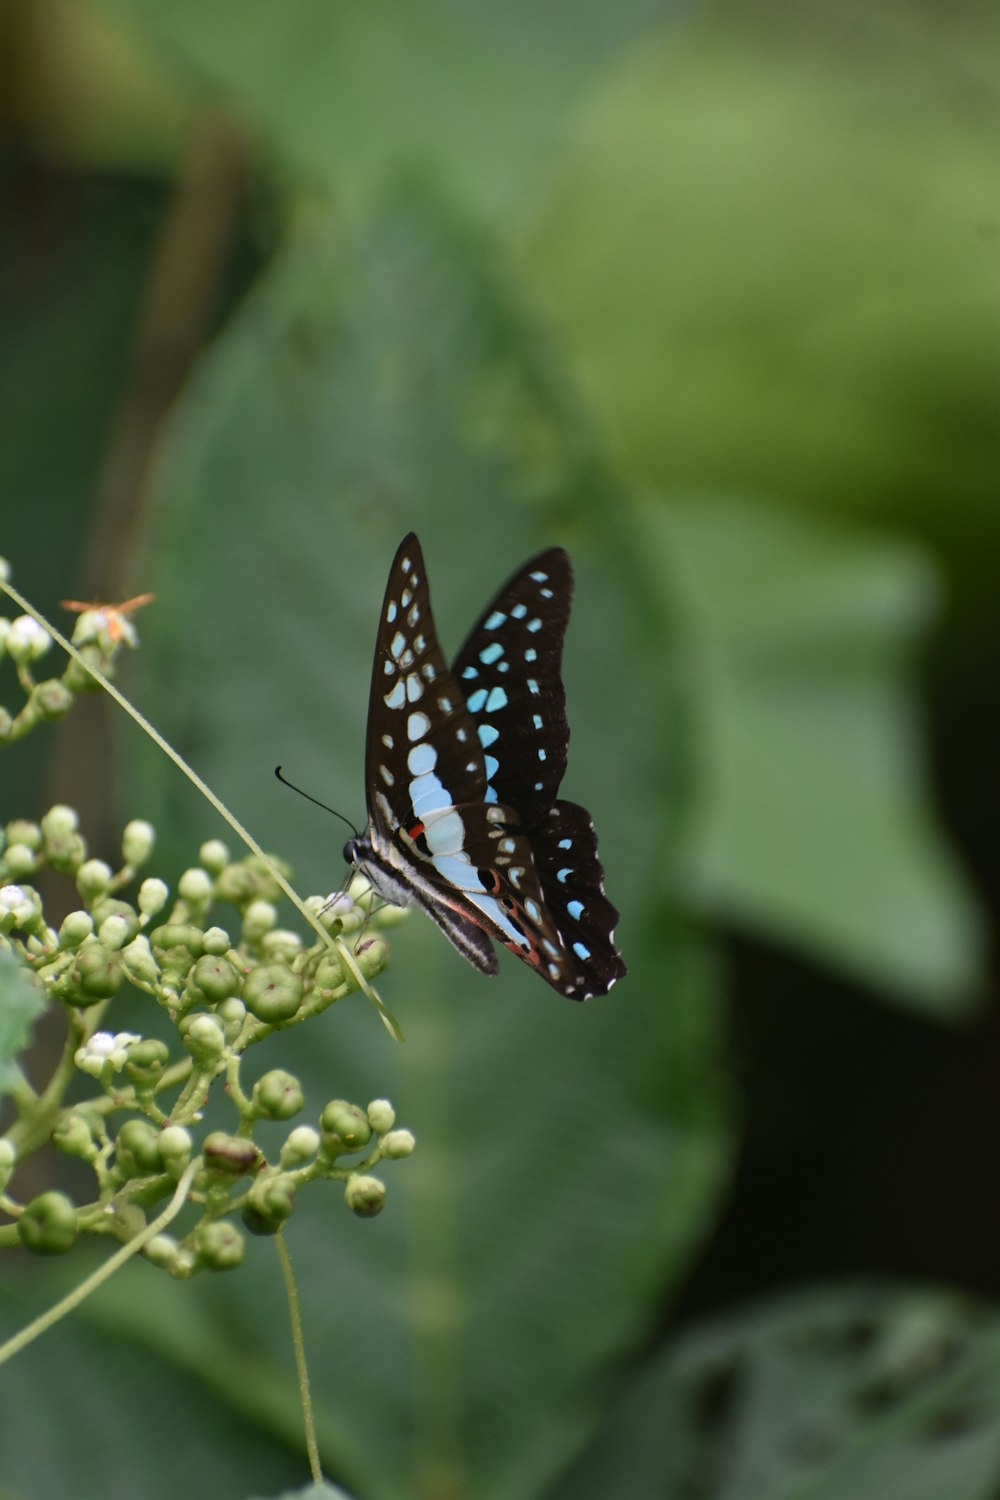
[450,548,572,829]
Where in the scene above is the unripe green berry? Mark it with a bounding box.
[216,996,247,1038]
[41,804,79,839]
[45,831,87,872]
[214,863,252,904]
[196,1221,245,1270]
[242,963,303,1023]
[312,952,345,993]
[77,859,112,900]
[320,1100,372,1156]
[70,943,123,1002]
[190,954,239,1003]
[242,1174,297,1235]
[0,1138,16,1190]
[4,844,36,878]
[5,820,41,851]
[201,925,231,955]
[203,1132,260,1177]
[51,1112,98,1160]
[243,899,278,942]
[178,866,212,905]
[121,819,155,866]
[123,1037,170,1086]
[117,1119,163,1175]
[367,1099,396,1134]
[344,1174,386,1218]
[380,1128,416,1160]
[180,1013,226,1065]
[59,910,94,948]
[137,878,169,917]
[32,678,73,719]
[252,1070,305,1121]
[198,839,230,874]
[260,928,302,961]
[18,1191,78,1254]
[280,1126,320,1167]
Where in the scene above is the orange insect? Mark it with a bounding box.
[60,593,155,644]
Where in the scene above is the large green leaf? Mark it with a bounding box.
[104,0,677,221]
[553,1281,1000,1500]
[74,193,728,1500]
[643,498,983,1013]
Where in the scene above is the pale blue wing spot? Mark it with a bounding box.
[573,940,591,960]
[534,781,543,791]
[400,588,412,609]
[407,742,438,775]
[527,678,539,695]
[438,696,454,713]
[407,711,430,741]
[567,899,584,920]
[485,686,508,712]
[556,867,571,883]
[479,641,504,666]
[425,811,465,856]
[524,898,541,923]
[478,724,500,748]
[484,754,500,780]
[497,661,510,673]
[484,610,506,630]
[383,660,395,676]
[467,687,487,713]
[540,587,554,600]
[557,838,572,850]
[384,679,405,709]
[484,785,498,803]
[379,765,395,786]
[525,648,537,663]
[538,748,547,761]
[390,631,406,657]
[462,665,478,680]
[466,892,531,951]
[527,618,542,634]
[529,570,548,583]
[410,772,453,818]
[532,714,543,729]
[401,557,412,573]
[511,603,528,619]
[386,601,398,623]
[406,674,424,703]
[422,664,437,681]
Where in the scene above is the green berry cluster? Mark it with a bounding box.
[0,565,142,743]
[0,809,413,1272]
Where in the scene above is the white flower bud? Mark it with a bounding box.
[6,615,51,663]
[178,867,212,904]
[121,819,155,866]
[198,839,230,873]
[137,878,169,917]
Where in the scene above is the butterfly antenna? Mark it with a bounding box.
[274,766,360,839]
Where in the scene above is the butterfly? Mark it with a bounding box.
[344,534,626,1000]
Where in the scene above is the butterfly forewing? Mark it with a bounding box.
[450,548,572,828]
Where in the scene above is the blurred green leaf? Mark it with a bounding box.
[0,952,46,1103]
[89,192,729,1499]
[642,497,984,1013]
[105,0,676,220]
[554,1281,1000,1500]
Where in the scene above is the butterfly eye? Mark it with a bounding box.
[343,839,355,864]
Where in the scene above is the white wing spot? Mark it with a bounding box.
[407,711,430,741]
[384,679,405,710]
[386,601,398,623]
[379,765,395,787]
[408,741,438,775]
[406,674,424,703]
[381,732,394,749]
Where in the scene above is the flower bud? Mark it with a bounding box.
[121,934,160,987]
[195,1221,245,1270]
[201,925,231,955]
[76,859,113,900]
[41,804,79,839]
[180,1012,227,1066]
[18,1191,78,1254]
[116,1118,163,1175]
[380,1129,416,1160]
[189,954,238,1003]
[198,839,230,874]
[280,1126,320,1167]
[0,1138,16,1191]
[121,819,156,866]
[158,1126,193,1176]
[319,1100,372,1157]
[98,914,131,951]
[149,923,203,956]
[367,1098,396,1134]
[123,1037,170,1086]
[59,909,94,948]
[45,831,87,873]
[252,1069,305,1121]
[202,1132,260,1177]
[216,996,247,1038]
[344,1174,386,1218]
[178,866,212,906]
[69,943,123,1003]
[242,963,303,1023]
[5,820,42,851]
[51,1112,99,1160]
[242,1174,297,1235]
[144,1233,181,1270]
[90,898,139,942]
[353,935,389,979]
[31,678,73,719]
[6,616,51,664]
[214,863,252,904]
[260,928,302,962]
[3,844,36,879]
[311,952,345,994]
[242,899,278,943]
[137,878,169,918]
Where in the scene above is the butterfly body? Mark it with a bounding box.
[345,534,625,1000]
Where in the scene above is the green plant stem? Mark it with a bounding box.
[0,1158,200,1365]
[6,1007,96,1157]
[276,1229,322,1485]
